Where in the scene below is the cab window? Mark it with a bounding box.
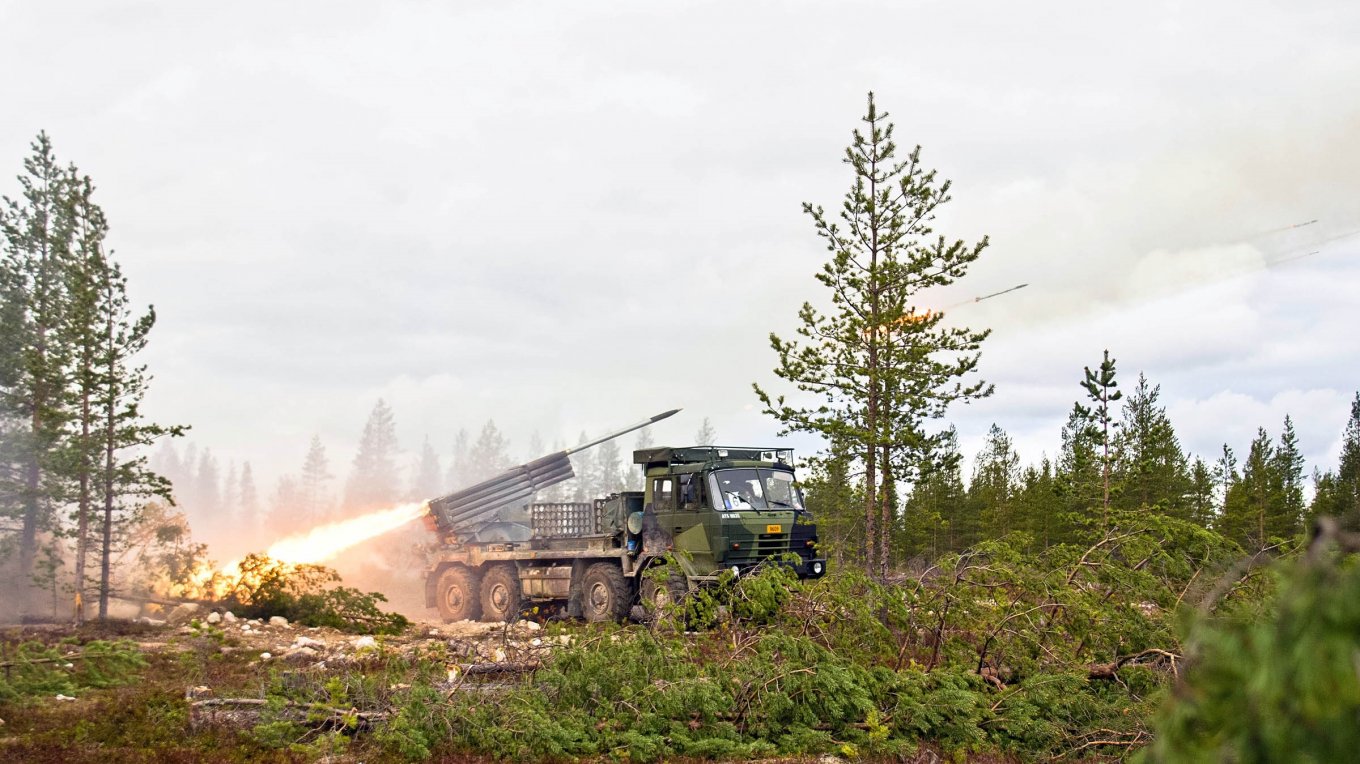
[678,473,702,509]
[652,478,674,511]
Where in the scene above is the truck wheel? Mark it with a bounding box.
[480,564,522,622]
[435,565,482,622]
[581,562,633,623]
[640,566,689,627]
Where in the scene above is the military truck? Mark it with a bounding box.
[422,411,826,623]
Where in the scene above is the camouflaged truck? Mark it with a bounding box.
[421,413,825,623]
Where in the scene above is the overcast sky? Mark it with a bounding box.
[2,1,1357,496]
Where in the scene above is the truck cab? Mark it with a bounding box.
[631,446,825,581]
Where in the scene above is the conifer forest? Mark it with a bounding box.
[2,6,1359,762]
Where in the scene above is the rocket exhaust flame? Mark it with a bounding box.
[195,501,430,594]
[260,501,429,566]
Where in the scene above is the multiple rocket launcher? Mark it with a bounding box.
[425,409,681,535]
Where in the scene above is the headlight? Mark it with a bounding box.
[811,561,824,575]
[730,565,740,578]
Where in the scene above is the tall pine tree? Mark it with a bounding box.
[756,93,991,575]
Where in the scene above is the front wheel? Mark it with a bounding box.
[581,562,633,623]
[640,565,689,628]
[435,565,482,622]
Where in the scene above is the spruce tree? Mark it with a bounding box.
[1187,457,1216,529]
[1310,393,1360,530]
[756,93,991,575]
[596,438,624,495]
[1056,403,1099,521]
[445,428,470,490]
[466,420,510,484]
[1013,458,1062,549]
[694,417,717,446]
[624,426,653,491]
[1273,415,1306,534]
[969,423,1020,539]
[238,461,259,532]
[345,399,400,512]
[902,427,966,556]
[299,435,333,524]
[410,436,442,500]
[1113,373,1189,517]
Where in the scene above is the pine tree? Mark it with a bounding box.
[755,92,992,575]
[569,430,595,502]
[299,435,333,524]
[345,399,400,512]
[1113,373,1189,517]
[88,255,180,618]
[1075,350,1122,527]
[194,449,221,531]
[0,133,77,607]
[694,417,717,446]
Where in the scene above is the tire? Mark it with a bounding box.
[479,564,522,622]
[640,565,689,628]
[434,565,482,623]
[581,562,634,623]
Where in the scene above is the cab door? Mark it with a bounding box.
[653,474,714,573]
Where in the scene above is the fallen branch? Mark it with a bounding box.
[1088,648,1181,680]
[189,697,389,731]
[459,660,541,675]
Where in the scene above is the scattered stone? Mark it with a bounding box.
[54,694,76,701]
[268,616,289,628]
[258,652,272,661]
[530,638,542,646]
[186,686,213,699]
[492,647,508,663]
[352,636,377,650]
[521,620,541,631]
[282,646,319,664]
[222,611,237,623]
[166,602,201,625]
[293,636,327,650]
[136,617,167,627]
[206,611,222,624]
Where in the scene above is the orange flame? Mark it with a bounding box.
[194,501,430,594]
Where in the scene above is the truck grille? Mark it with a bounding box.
[724,532,791,564]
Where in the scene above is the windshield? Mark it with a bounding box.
[709,468,804,511]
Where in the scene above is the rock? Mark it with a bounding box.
[55,694,76,701]
[282,646,319,664]
[137,617,167,627]
[258,652,272,661]
[206,611,222,624]
[521,620,541,631]
[222,611,237,623]
[166,602,201,625]
[352,636,377,650]
[292,636,326,650]
[186,686,213,699]
[268,616,289,628]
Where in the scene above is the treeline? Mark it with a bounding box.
[0,134,180,620]
[807,353,1360,567]
[155,403,711,542]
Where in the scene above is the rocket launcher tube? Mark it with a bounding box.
[426,409,680,535]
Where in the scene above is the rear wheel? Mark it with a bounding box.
[480,564,522,622]
[435,566,482,622]
[581,562,633,623]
